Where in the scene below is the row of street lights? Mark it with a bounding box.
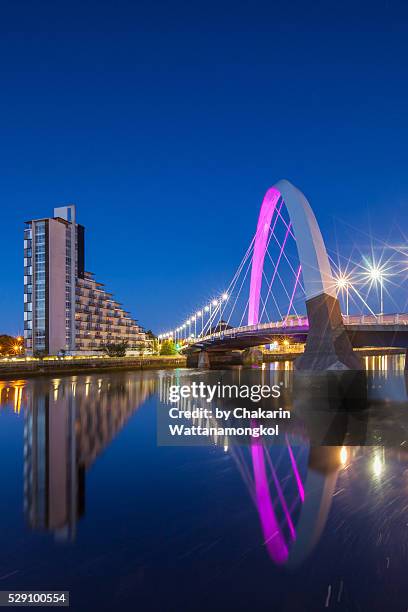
[159,262,391,342]
[159,292,229,343]
[335,263,389,316]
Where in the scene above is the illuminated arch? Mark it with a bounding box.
[248,179,335,325]
[251,441,340,566]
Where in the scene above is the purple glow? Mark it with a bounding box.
[258,221,292,322]
[248,188,281,325]
[251,440,289,563]
[286,438,305,503]
[266,453,296,540]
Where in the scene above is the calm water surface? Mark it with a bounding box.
[0,356,407,612]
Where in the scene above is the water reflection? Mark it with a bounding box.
[1,374,155,541]
[157,356,407,569]
[0,380,26,413]
[0,355,406,580]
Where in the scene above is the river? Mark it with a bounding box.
[0,355,407,611]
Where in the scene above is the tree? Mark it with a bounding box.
[160,339,177,355]
[151,337,159,355]
[102,341,129,357]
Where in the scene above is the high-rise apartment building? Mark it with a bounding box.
[24,205,146,355]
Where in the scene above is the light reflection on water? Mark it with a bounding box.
[0,356,407,611]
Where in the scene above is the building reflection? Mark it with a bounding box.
[0,374,155,541]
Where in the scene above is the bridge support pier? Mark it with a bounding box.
[186,350,249,368]
[186,350,212,368]
[295,293,363,371]
[198,351,210,369]
[242,347,263,366]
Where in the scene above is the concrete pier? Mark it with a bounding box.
[242,347,263,366]
[294,293,363,371]
[198,351,210,368]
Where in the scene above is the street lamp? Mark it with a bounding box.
[203,305,209,334]
[368,265,384,315]
[335,274,351,317]
[218,292,229,332]
[209,300,218,334]
[196,311,203,336]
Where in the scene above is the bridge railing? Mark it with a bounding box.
[342,314,408,326]
[186,317,310,345]
[181,313,408,346]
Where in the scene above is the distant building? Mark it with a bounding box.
[24,205,146,355]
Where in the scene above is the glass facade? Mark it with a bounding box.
[33,222,47,352]
[65,225,74,349]
[23,224,33,350]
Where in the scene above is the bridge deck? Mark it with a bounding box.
[184,314,408,352]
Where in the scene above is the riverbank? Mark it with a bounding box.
[0,354,187,379]
[0,347,404,379]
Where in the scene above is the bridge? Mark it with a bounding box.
[159,179,408,370]
[186,314,408,350]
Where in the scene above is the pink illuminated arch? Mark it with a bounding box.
[251,440,338,566]
[248,180,335,325]
[248,181,337,562]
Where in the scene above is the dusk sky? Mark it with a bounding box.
[1,0,407,334]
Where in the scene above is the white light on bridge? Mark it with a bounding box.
[335,275,350,289]
[363,262,390,315]
[368,266,382,282]
[334,271,353,316]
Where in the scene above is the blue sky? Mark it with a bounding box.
[1,0,407,334]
